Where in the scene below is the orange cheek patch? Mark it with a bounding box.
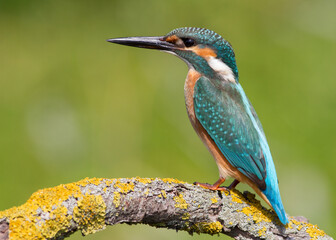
[190,46,217,58]
[165,35,179,43]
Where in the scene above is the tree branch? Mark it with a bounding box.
[0,177,332,240]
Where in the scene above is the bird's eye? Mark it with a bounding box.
[181,38,195,47]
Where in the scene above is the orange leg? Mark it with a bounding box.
[228,179,239,190]
[194,178,240,191]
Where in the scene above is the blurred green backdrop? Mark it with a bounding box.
[1,0,335,239]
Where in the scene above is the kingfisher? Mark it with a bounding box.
[107,27,288,225]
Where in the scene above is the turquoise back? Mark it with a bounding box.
[194,76,266,189]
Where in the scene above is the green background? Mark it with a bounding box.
[1,0,335,239]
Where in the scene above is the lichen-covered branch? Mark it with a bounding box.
[0,177,332,240]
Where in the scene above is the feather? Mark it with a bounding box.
[194,76,267,189]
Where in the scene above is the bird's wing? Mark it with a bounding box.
[194,76,267,190]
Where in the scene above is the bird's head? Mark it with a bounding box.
[108,27,238,82]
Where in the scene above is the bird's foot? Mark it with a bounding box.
[193,179,239,194]
[194,177,227,191]
[193,182,230,191]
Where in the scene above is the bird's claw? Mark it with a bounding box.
[193,181,231,194]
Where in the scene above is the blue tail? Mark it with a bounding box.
[271,198,288,225]
[262,160,288,224]
[264,187,288,224]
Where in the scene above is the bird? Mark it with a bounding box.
[107,27,288,225]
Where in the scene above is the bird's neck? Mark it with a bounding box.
[205,57,236,83]
[187,55,237,84]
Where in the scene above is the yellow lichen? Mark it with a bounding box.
[230,190,243,204]
[182,212,190,220]
[306,224,326,239]
[0,183,83,239]
[211,196,218,203]
[161,190,167,199]
[0,179,108,239]
[291,219,303,230]
[290,219,326,240]
[174,194,188,209]
[235,190,277,224]
[77,177,105,187]
[240,206,272,223]
[5,209,39,239]
[191,221,223,235]
[73,194,106,235]
[113,192,121,208]
[135,177,153,184]
[43,206,72,238]
[298,225,303,231]
[161,178,185,184]
[114,180,134,193]
[258,226,267,237]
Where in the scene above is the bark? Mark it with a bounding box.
[0,177,332,240]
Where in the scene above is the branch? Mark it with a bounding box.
[0,177,332,240]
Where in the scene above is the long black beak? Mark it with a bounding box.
[107,36,176,51]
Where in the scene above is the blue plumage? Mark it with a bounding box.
[194,76,288,224]
[194,76,266,187]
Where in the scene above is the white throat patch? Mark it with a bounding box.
[207,57,236,83]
